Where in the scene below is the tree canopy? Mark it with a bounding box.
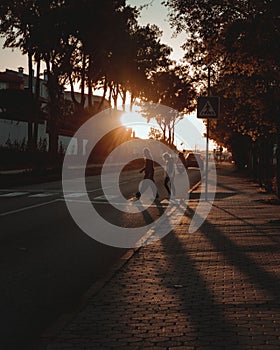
[0,0,199,155]
[164,0,279,146]
[164,0,280,195]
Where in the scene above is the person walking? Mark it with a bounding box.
[162,152,176,196]
[136,147,159,199]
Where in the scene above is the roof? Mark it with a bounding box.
[0,71,24,84]
[64,91,111,109]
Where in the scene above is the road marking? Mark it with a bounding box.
[64,198,169,208]
[0,199,60,217]
[86,186,113,193]
[28,193,58,198]
[62,186,114,195]
[64,193,87,198]
[0,192,29,197]
[94,194,119,200]
[161,199,170,204]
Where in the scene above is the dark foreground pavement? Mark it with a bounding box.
[41,164,280,350]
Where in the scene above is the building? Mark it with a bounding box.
[0,69,24,90]
[0,67,111,155]
[0,68,48,150]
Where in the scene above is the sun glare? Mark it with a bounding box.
[121,109,216,151]
[121,111,152,139]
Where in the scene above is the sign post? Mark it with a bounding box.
[197,69,220,201]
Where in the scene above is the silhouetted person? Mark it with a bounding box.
[136,147,159,199]
[162,152,176,196]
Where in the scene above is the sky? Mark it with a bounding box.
[127,0,187,62]
[0,0,214,151]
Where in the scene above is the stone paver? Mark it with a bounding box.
[43,164,280,350]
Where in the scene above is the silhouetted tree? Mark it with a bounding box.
[164,0,280,196]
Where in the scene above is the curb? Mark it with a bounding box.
[35,249,137,349]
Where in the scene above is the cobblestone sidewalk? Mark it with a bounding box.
[43,164,280,350]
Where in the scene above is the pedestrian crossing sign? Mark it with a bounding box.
[197,96,220,119]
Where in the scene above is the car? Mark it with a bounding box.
[176,152,187,173]
[185,152,204,171]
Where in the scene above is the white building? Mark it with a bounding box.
[0,68,111,155]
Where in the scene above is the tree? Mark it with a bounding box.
[0,0,135,156]
[148,127,163,141]
[99,22,173,110]
[0,0,180,163]
[164,0,280,196]
[0,0,68,158]
[0,0,40,150]
[141,65,196,145]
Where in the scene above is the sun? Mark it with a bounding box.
[120,111,153,139]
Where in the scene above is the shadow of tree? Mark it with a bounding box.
[185,206,280,302]
[190,191,237,200]
[157,228,244,349]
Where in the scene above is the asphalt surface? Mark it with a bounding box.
[0,167,201,350]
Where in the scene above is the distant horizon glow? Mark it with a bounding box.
[120,109,215,151]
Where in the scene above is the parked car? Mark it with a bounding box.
[176,152,187,173]
[185,152,204,171]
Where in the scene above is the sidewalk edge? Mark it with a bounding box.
[34,248,137,349]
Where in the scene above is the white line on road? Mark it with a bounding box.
[64,198,169,208]
[64,193,87,198]
[0,199,60,217]
[28,193,59,198]
[94,194,119,200]
[0,192,30,197]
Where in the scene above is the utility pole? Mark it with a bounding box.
[197,67,219,200]
[205,67,211,201]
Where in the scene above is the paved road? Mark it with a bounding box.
[0,167,200,350]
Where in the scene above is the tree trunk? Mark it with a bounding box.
[276,127,280,198]
[48,122,58,160]
[98,79,108,111]
[112,84,118,109]
[108,83,113,107]
[88,55,93,109]
[80,53,86,107]
[263,138,273,192]
[69,74,79,105]
[45,57,58,162]
[130,93,135,112]
[28,51,33,94]
[27,51,34,150]
[121,88,127,111]
[35,58,41,98]
[171,120,175,145]
[33,58,41,150]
